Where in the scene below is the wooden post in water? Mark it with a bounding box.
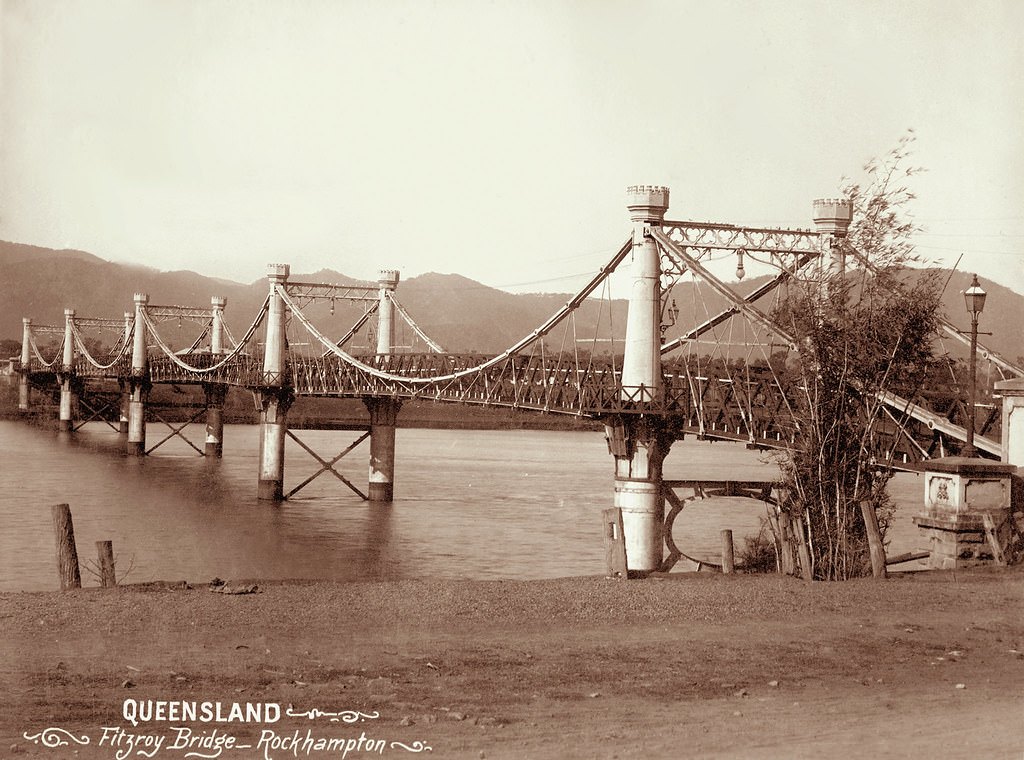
[51,503,81,590]
[720,529,735,574]
[96,540,116,587]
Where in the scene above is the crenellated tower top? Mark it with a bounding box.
[626,185,670,224]
[813,198,854,236]
[378,269,400,290]
[267,263,291,281]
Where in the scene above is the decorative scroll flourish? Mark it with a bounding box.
[285,707,381,723]
[23,727,91,748]
[390,740,433,753]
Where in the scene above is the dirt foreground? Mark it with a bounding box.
[2,568,1023,760]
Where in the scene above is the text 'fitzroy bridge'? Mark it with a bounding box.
[15,187,1023,573]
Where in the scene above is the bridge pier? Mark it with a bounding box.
[18,318,32,412]
[204,384,227,458]
[118,383,130,436]
[258,265,291,500]
[258,389,292,500]
[57,309,77,433]
[117,312,132,437]
[126,294,149,456]
[366,397,401,502]
[365,270,401,502]
[606,417,672,573]
[611,186,673,574]
[204,296,228,458]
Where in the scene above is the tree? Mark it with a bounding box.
[773,132,944,580]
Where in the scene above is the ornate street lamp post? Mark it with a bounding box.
[963,274,987,458]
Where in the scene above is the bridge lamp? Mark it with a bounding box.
[963,274,986,458]
[661,298,680,335]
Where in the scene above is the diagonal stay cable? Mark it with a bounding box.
[322,303,379,357]
[389,294,446,352]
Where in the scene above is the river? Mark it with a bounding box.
[0,421,927,591]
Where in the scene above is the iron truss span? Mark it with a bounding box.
[150,351,799,432]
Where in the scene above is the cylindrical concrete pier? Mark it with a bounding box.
[118,313,132,437]
[620,187,668,402]
[258,404,287,500]
[18,318,32,412]
[205,297,228,458]
[366,397,401,502]
[204,385,226,458]
[611,186,672,574]
[366,270,401,502]
[126,294,149,456]
[58,309,76,433]
[258,265,290,500]
[613,476,664,571]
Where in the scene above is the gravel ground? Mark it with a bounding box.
[2,568,1023,759]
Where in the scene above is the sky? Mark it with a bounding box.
[2,0,1022,295]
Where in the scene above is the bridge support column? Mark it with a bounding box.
[117,313,132,437]
[258,265,291,500]
[611,186,672,574]
[126,294,149,456]
[18,318,32,412]
[57,309,77,433]
[607,417,671,573]
[203,296,229,458]
[118,383,130,436]
[258,389,292,500]
[204,384,228,458]
[365,397,401,502]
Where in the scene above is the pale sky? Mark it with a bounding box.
[2,0,1022,294]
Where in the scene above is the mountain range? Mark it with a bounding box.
[1,239,1021,364]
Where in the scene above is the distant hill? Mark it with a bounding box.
[1,240,1021,365]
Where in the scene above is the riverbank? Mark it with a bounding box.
[3,569,1023,759]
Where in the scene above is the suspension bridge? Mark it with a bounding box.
[13,187,1022,573]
